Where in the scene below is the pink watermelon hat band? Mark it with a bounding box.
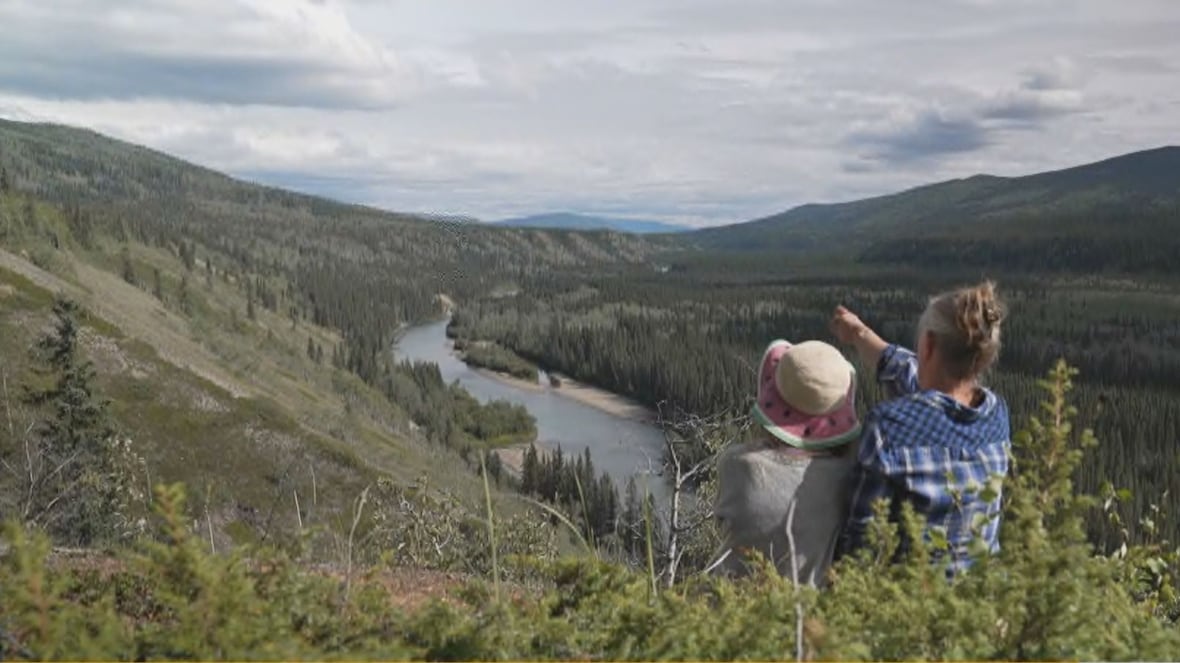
[751,339,862,450]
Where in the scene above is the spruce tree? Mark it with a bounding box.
[179,275,191,315]
[121,247,137,284]
[22,199,35,229]
[181,242,195,271]
[521,444,539,494]
[620,476,642,555]
[152,267,164,301]
[21,297,135,546]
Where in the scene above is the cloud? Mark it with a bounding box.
[845,58,1100,168]
[1087,54,1176,75]
[0,0,1178,224]
[980,88,1086,123]
[1020,60,1081,91]
[980,59,1088,122]
[848,110,992,163]
[0,0,423,108]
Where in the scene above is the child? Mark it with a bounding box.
[711,339,862,586]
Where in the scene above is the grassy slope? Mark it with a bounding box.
[0,191,510,548]
[0,119,671,554]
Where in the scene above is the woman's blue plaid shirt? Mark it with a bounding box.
[836,344,1011,573]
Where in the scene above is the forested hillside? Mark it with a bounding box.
[493,212,693,234]
[692,146,1180,272]
[0,117,672,434]
[0,186,550,554]
[0,119,669,555]
[449,253,1180,547]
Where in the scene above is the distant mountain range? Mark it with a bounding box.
[2,117,1175,274]
[492,212,693,234]
[691,146,1180,272]
[694,146,1180,250]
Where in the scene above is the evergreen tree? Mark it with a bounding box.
[22,199,35,229]
[179,275,191,315]
[120,248,136,286]
[521,444,539,494]
[152,267,163,301]
[20,297,139,545]
[181,241,196,271]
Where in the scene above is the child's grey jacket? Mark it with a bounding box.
[711,438,855,586]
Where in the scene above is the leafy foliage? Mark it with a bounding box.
[454,338,540,383]
[366,476,558,580]
[818,360,1180,660]
[2,362,1175,660]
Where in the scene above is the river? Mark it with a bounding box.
[393,319,670,502]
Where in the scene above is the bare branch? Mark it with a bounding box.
[785,500,804,662]
[2,369,14,441]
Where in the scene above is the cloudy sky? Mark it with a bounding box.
[1,0,1177,226]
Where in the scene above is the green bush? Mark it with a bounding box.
[365,476,558,580]
[1,361,1176,660]
[461,342,539,383]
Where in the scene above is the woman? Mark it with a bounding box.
[831,280,1010,574]
[712,338,862,586]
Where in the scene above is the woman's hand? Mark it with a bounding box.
[830,305,869,345]
[830,305,888,371]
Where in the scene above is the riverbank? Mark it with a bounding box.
[472,360,655,424]
[471,366,544,392]
[454,344,657,423]
[546,373,657,424]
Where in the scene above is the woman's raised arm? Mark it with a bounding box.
[829,305,888,373]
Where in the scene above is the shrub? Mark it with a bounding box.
[366,476,558,582]
[0,360,1176,660]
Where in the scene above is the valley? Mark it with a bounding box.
[3,119,1179,550]
[0,118,1177,658]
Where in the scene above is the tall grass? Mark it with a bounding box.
[480,450,501,601]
